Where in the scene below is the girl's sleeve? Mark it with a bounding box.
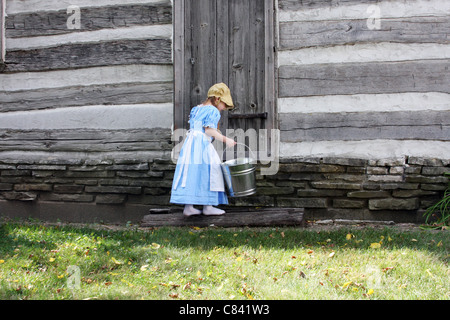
[203,107,221,129]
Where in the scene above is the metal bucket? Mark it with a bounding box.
[221,157,256,197]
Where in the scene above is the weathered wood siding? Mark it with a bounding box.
[0,0,449,223]
[277,0,450,160]
[0,0,174,219]
[0,0,5,61]
[0,0,173,159]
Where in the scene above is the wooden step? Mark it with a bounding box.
[140,207,305,228]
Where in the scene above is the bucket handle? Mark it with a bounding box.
[223,142,257,161]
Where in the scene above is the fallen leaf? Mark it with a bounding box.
[426,269,435,278]
[140,265,149,271]
[370,243,381,249]
[151,243,160,249]
[111,257,123,265]
[382,267,394,272]
[121,279,134,287]
[342,281,352,288]
[183,282,191,290]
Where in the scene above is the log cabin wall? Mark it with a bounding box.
[0,0,175,222]
[0,0,448,223]
[274,0,450,222]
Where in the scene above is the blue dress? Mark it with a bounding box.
[170,105,228,206]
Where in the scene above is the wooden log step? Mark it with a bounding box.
[140,207,305,228]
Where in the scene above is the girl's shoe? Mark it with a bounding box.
[183,205,202,216]
[202,205,225,216]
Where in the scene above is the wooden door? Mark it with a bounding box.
[174,0,275,136]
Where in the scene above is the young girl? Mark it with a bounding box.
[170,83,237,216]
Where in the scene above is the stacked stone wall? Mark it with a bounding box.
[0,156,448,223]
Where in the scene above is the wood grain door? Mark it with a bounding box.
[174,0,275,135]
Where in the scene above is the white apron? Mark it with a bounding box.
[173,130,225,192]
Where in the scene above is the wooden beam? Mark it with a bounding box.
[0,81,173,112]
[228,112,268,119]
[280,110,450,142]
[0,0,5,62]
[4,39,172,72]
[279,59,450,97]
[172,0,186,131]
[279,0,393,11]
[6,3,172,38]
[279,17,450,50]
[141,207,305,227]
[0,128,173,153]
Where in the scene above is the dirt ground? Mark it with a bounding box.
[12,219,440,234]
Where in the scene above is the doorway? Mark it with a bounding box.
[173,0,276,136]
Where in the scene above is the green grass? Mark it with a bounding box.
[0,221,448,300]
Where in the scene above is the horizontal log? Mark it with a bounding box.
[279,0,382,10]
[141,207,305,227]
[0,82,173,112]
[4,39,172,72]
[6,3,172,38]
[281,110,450,129]
[279,60,450,97]
[7,0,172,14]
[0,128,173,153]
[280,110,450,142]
[281,125,449,142]
[0,128,171,141]
[280,17,450,50]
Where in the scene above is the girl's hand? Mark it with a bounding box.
[225,137,237,148]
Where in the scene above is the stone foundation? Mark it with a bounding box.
[0,156,448,224]
[251,156,449,223]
